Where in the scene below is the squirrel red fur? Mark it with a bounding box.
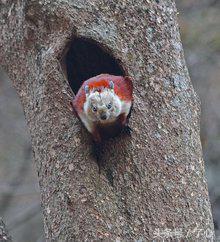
[70,74,133,142]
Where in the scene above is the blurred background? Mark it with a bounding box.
[0,0,219,241]
[177,0,220,238]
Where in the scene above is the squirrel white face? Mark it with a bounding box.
[84,84,122,123]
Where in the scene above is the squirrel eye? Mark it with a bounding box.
[92,106,97,112]
[107,103,112,109]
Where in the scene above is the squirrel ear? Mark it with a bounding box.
[109,80,114,90]
[84,85,89,94]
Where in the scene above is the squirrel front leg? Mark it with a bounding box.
[118,113,132,134]
[92,127,102,143]
[118,113,127,126]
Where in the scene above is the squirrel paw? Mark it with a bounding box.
[122,125,132,135]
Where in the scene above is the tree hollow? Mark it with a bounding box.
[65,37,126,93]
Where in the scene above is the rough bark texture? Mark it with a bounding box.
[0,0,214,241]
[0,218,12,241]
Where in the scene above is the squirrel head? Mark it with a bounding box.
[84,81,122,123]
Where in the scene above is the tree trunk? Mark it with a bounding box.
[0,218,12,241]
[0,0,214,241]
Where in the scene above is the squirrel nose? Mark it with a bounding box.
[100,114,107,120]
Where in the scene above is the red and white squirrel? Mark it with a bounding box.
[70,74,133,142]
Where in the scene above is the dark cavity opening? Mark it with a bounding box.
[65,37,126,94]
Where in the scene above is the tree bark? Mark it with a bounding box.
[0,0,214,241]
[0,218,12,241]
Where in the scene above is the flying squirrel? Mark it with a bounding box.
[70,74,133,143]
